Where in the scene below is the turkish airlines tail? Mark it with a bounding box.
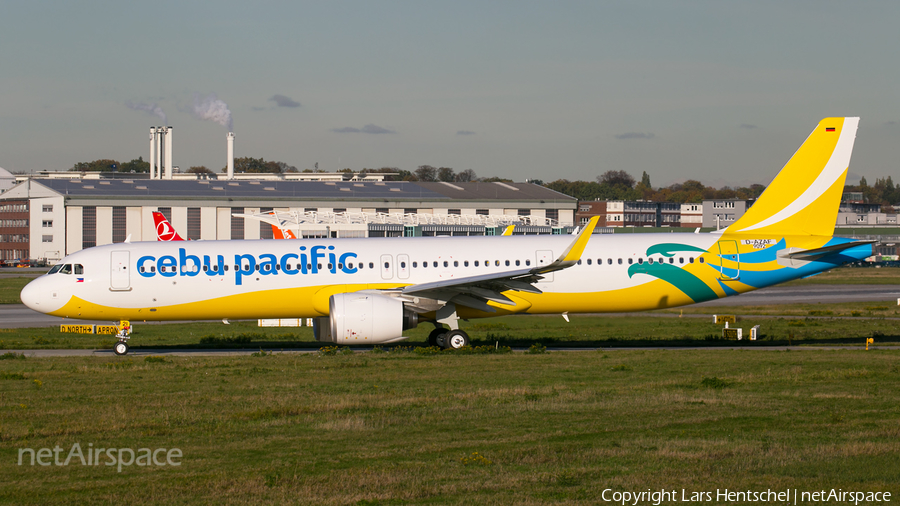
[272,224,297,240]
[151,212,185,241]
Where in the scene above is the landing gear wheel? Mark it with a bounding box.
[444,330,470,350]
[428,328,446,347]
[114,341,129,356]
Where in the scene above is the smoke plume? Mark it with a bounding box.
[191,93,233,130]
[125,101,167,124]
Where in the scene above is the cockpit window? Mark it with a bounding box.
[74,264,83,275]
[59,264,73,275]
[48,264,63,274]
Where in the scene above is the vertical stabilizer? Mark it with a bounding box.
[728,117,858,236]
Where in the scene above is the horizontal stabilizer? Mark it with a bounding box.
[779,240,875,260]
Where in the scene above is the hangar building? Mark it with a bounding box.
[0,177,576,263]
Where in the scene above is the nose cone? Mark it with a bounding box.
[20,276,64,314]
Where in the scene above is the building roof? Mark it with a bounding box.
[2,179,576,205]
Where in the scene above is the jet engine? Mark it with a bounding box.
[313,293,418,345]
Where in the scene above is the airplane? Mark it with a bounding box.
[151,212,185,241]
[21,118,873,356]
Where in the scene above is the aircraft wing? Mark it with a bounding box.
[400,217,599,312]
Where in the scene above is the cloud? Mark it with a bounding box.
[614,132,655,140]
[190,93,233,130]
[269,94,301,108]
[125,101,166,124]
[331,124,396,134]
[739,124,757,129]
[456,130,476,135]
[251,106,265,112]
[885,121,897,126]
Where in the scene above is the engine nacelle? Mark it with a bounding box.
[313,293,418,345]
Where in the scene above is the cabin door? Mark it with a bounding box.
[397,254,410,280]
[110,251,131,290]
[380,254,394,280]
[717,240,740,281]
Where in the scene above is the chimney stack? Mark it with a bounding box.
[164,126,173,179]
[149,127,157,179]
[226,132,235,180]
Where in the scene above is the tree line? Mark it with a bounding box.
[544,171,767,203]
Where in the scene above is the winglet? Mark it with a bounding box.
[501,225,515,236]
[559,216,599,263]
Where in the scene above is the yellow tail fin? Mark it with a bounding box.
[728,117,859,236]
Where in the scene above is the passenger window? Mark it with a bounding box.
[337,263,342,270]
[648,258,653,264]
[224,265,229,271]
[627,259,632,265]
[608,259,612,265]
[443,261,448,267]
[384,262,389,269]
[202,265,208,272]
[689,257,694,263]
[317,263,322,270]
[454,261,458,267]
[74,264,83,274]
[369,262,374,269]
[401,262,406,268]
[422,262,427,268]
[151,266,156,273]
[464,261,469,267]
[412,262,417,268]
[327,263,333,270]
[474,260,479,267]
[586,259,591,265]
[495,260,500,266]
[669,258,674,264]
[515,260,520,266]
[638,258,643,264]
[699,257,705,264]
[679,258,684,264]
[525,259,531,266]
[577,259,582,265]
[505,260,510,266]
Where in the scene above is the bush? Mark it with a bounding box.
[0,352,26,360]
[144,356,167,363]
[526,343,547,354]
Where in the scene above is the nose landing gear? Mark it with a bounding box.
[112,320,132,356]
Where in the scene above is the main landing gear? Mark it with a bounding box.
[427,325,471,350]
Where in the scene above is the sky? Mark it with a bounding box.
[1,1,899,187]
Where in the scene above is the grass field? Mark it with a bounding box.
[0,276,33,304]
[2,305,900,351]
[1,349,898,504]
